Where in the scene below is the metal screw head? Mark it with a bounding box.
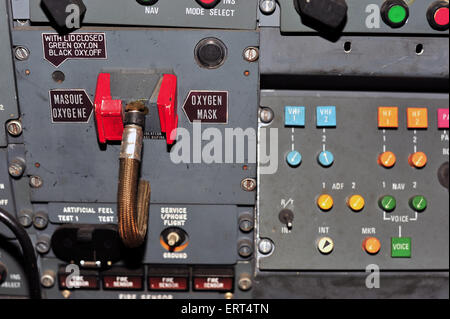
[243,47,259,62]
[61,290,71,299]
[238,273,253,291]
[6,120,23,137]
[238,239,254,258]
[239,214,254,233]
[14,46,30,61]
[224,292,234,299]
[17,209,33,227]
[258,238,274,255]
[30,176,43,188]
[40,270,55,288]
[259,107,274,124]
[241,178,257,192]
[8,158,26,178]
[36,235,51,254]
[33,211,48,230]
[260,0,277,15]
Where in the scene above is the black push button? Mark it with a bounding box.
[195,38,227,69]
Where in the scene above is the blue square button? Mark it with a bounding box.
[316,106,336,127]
[285,106,305,127]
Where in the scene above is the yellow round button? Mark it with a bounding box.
[378,151,396,168]
[317,194,334,211]
[409,151,427,169]
[363,237,381,255]
[347,195,365,212]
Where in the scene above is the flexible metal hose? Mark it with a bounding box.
[117,107,150,248]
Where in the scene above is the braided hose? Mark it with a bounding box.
[117,106,150,248]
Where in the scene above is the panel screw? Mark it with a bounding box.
[33,211,48,230]
[259,107,274,123]
[40,270,55,288]
[30,176,43,188]
[8,158,26,178]
[238,239,254,258]
[36,235,51,254]
[243,47,259,62]
[224,292,234,299]
[238,214,254,233]
[14,46,30,61]
[6,120,23,136]
[238,273,253,291]
[259,0,276,15]
[17,209,33,227]
[61,290,71,298]
[258,238,274,255]
[241,178,256,192]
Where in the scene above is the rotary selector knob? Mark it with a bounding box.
[294,0,348,29]
[196,0,221,9]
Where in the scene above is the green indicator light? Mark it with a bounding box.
[388,5,407,24]
[379,195,396,212]
[410,195,427,212]
[391,237,411,258]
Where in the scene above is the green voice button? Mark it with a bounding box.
[391,237,411,258]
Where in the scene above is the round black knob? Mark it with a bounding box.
[0,262,7,285]
[381,0,409,28]
[294,0,348,29]
[427,1,449,31]
[195,0,221,9]
[438,162,449,189]
[136,0,159,5]
[195,38,227,69]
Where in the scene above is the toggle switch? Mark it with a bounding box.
[278,209,294,230]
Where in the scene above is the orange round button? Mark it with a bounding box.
[317,194,334,211]
[363,237,381,255]
[347,195,365,212]
[378,151,397,168]
[409,152,427,169]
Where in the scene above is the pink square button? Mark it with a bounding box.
[437,109,449,129]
